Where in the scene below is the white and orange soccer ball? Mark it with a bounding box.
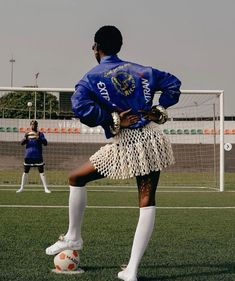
[54,250,80,272]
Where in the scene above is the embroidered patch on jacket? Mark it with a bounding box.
[111,71,135,96]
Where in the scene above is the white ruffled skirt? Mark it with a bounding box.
[90,122,174,179]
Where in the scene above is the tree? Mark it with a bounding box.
[0,91,59,119]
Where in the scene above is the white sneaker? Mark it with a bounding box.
[46,234,83,255]
[45,189,51,193]
[118,269,137,281]
[16,189,23,193]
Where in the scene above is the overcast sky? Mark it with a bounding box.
[0,0,234,115]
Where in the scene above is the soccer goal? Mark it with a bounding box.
[158,90,224,191]
[0,87,224,191]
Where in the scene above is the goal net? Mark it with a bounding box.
[0,87,224,191]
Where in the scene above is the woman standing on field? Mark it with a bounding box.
[46,25,181,281]
[17,120,51,194]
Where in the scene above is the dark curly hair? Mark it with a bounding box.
[30,120,38,126]
[94,25,123,55]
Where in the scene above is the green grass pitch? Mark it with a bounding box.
[0,181,234,281]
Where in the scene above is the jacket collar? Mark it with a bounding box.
[100,55,122,64]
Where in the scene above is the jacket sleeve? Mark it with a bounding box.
[153,69,181,108]
[71,83,114,127]
[21,133,28,145]
[38,132,47,146]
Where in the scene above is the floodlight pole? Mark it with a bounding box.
[9,56,15,87]
[34,91,37,119]
[34,73,39,119]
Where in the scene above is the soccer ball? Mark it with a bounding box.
[54,250,80,271]
[27,131,38,139]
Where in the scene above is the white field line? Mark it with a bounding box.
[0,205,234,209]
[89,189,235,193]
[0,184,211,189]
[0,188,234,193]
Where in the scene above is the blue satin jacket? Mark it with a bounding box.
[21,132,47,159]
[72,55,181,138]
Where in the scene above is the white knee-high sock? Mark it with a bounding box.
[126,206,156,276]
[20,173,28,190]
[39,173,49,191]
[65,186,87,241]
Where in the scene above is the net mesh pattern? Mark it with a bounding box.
[90,122,174,179]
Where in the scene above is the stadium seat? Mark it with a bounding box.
[190,129,197,135]
[177,129,183,134]
[0,127,5,132]
[74,128,80,133]
[183,129,190,134]
[204,128,219,135]
[96,127,103,134]
[6,127,13,132]
[67,128,73,133]
[224,129,232,134]
[40,128,46,133]
[231,129,235,134]
[197,129,203,134]
[13,127,18,132]
[60,128,67,133]
[53,128,60,133]
[203,128,210,135]
[19,127,26,132]
[163,129,169,134]
[47,128,52,133]
[210,129,217,135]
[170,129,176,134]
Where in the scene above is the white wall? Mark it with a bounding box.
[0,119,234,144]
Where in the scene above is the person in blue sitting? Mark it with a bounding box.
[46,25,181,281]
[16,120,51,193]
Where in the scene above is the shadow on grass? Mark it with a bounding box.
[73,262,235,280]
[138,262,235,280]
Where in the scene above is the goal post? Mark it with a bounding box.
[219,91,224,192]
[0,87,225,191]
[178,90,224,192]
[157,89,224,191]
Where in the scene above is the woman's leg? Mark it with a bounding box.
[16,165,30,193]
[118,171,160,281]
[46,161,104,255]
[65,162,104,240]
[38,165,51,193]
[136,170,160,208]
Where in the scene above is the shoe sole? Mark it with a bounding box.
[46,244,83,255]
[118,271,137,281]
